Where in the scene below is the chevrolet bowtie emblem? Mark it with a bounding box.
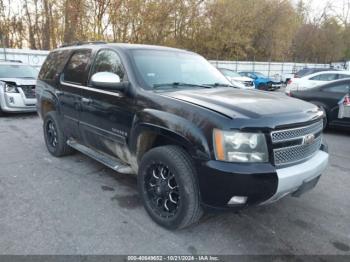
[303,134,315,145]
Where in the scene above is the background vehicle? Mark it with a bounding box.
[36,43,328,230]
[239,71,282,90]
[286,70,350,93]
[294,68,335,78]
[218,68,255,89]
[288,79,350,128]
[0,60,38,115]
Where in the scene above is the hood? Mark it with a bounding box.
[0,78,36,86]
[227,78,245,88]
[161,88,321,122]
[258,77,271,82]
[230,76,253,82]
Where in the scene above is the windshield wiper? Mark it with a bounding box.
[153,82,213,89]
[204,83,233,87]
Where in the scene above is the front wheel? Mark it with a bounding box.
[138,146,203,229]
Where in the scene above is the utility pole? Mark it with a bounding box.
[0,34,7,61]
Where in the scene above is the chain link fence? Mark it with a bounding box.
[0,48,49,69]
[210,60,332,82]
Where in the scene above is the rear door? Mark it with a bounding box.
[79,48,134,159]
[59,49,92,141]
[320,82,350,125]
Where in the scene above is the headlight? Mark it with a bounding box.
[213,129,268,163]
[4,83,19,93]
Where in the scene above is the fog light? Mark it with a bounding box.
[9,97,14,104]
[228,196,248,205]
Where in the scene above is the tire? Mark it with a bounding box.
[138,145,203,230]
[43,111,74,157]
[258,83,267,90]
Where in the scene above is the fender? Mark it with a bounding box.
[129,109,211,160]
[36,80,61,118]
[308,100,330,116]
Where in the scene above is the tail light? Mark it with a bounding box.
[287,79,292,85]
[344,94,350,106]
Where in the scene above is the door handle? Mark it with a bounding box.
[81,97,92,104]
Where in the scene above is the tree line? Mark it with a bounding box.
[0,0,350,63]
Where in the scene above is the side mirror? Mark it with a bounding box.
[91,72,126,91]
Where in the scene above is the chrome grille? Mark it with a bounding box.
[274,136,322,166]
[271,121,323,143]
[19,85,36,98]
[271,120,323,167]
[244,81,254,87]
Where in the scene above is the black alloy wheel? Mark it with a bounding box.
[46,119,58,148]
[144,162,180,218]
[138,146,203,229]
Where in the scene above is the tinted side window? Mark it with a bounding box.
[310,73,337,81]
[63,49,92,85]
[38,50,70,81]
[91,50,125,80]
[323,83,350,93]
[337,74,350,79]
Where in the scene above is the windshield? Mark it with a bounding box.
[131,50,231,89]
[254,72,267,78]
[0,64,38,79]
[220,69,241,78]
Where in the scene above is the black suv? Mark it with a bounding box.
[36,43,329,229]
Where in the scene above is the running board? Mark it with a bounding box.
[67,140,134,174]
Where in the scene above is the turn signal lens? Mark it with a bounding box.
[213,129,268,163]
[213,129,225,160]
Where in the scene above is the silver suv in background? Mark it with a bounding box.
[0,61,38,115]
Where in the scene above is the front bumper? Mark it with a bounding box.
[269,82,282,90]
[196,148,328,210]
[0,88,36,113]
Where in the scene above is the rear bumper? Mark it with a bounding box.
[0,89,36,113]
[196,148,328,210]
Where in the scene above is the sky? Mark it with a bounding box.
[292,0,348,21]
[6,0,349,23]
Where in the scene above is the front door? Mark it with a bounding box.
[79,49,134,161]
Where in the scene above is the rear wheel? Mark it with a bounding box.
[138,146,203,229]
[258,83,268,90]
[43,111,74,157]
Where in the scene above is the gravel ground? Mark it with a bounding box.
[0,113,349,255]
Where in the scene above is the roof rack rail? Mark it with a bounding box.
[0,59,22,63]
[59,41,107,48]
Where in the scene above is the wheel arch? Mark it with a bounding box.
[129,109,211,163]
[38,90,60,119]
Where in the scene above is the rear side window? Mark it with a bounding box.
[63,49,92,85]
[38,50,70,81]
[337,74,350,79]
[310,73,337,81]
[323,83,350,93]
